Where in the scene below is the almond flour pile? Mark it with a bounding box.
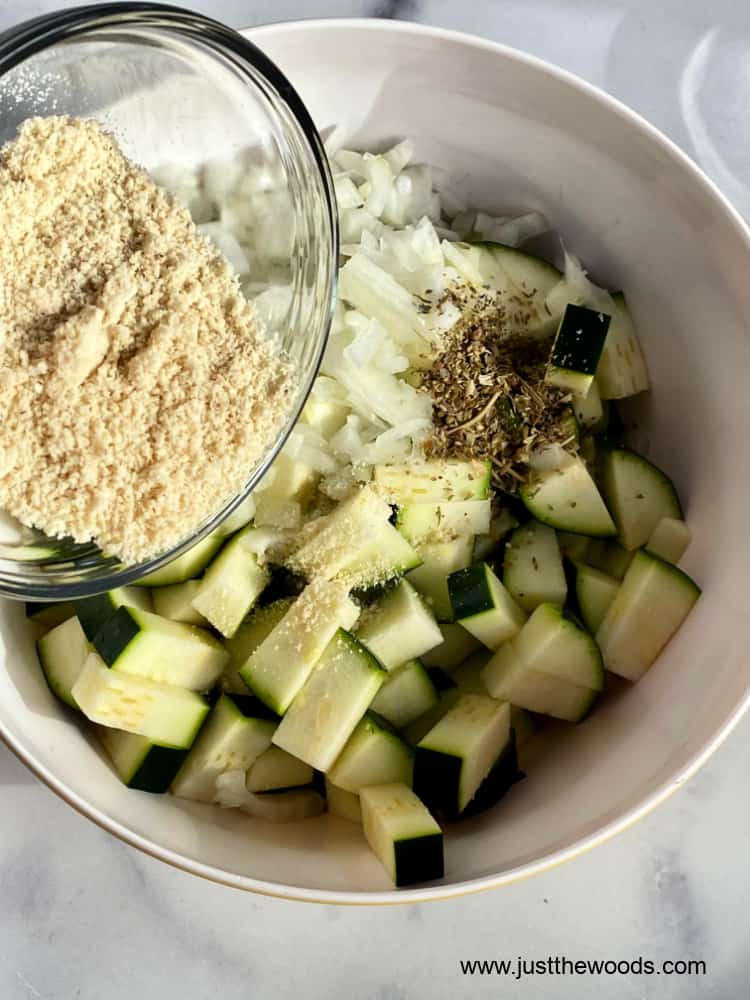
[0,117,293,563]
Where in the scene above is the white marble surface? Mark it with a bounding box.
[1,2,749,998]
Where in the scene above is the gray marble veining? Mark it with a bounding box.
[1,2,749,998]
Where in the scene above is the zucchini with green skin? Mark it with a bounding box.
[596,549,700,680]
[545,303,610,395]
[370,659,439,729]
[222,598,293,694]
[191,526,271,638]
[356,580,442,669]
[92,606,228,692]
[328,713,414,794]
[171,693,277,803]
[573,379,605,431]
[152,581,209,626]
[134,530,224,587]
[460,731,523,819]
[595,292,650,399]
[272,630,387,772]
[514,602,604,691]
[646,516,691,565]
[74,587,153,641]
[574,563,620,633]
[360,782,444,887]
[374,459,491,503]
[503,521,567,613]
[96,727,191,793]
[25,601,75,630]
[413,693,511,818]
[72,653,210,744]
[593,540,635,580]
[406,535,475,622]
[600,449,682,551]
[448,562,527,649]
[36,616,90,709]
[421,624,482,671]
[521,457,617,537]
[246,746,313,792]
[325,779,362,823]
[396,499,491,545]
[475,242,564,337]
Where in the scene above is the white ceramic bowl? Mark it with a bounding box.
[3,19,750,904]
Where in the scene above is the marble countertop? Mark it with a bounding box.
[1,2,749,998]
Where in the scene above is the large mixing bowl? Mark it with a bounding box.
[2,18,750,903]
[0,3,337,600]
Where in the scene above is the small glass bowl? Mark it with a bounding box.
[0,3,338,601]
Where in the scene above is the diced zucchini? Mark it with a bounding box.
[503,521,567,613]
[25,601,75,630]
[356,580,442,669]
[325,779,362,823]
[593,540,635,580]
[421,624,482,670]
[288,486,420,588]
[476,242,564,336]
[171,694,276,803]
[222,598,293,694]
[403,684,461,746]
[74,587,153,642]
[214,771,326,822]
[96,727,190,793]
[450,650,492,694]
[413,693,511,817]
[272,630,386,771]
[574,563,619,634]
[370,659,439,729]
[448,562,526,649]
[134,531,224,587]
[257,451,318,504]
[191,527,271,638]
[240,581,359,715]
[511,706,537,749]
[514,602,604,690]
[580,434,598,466]
[246,746,313,792]
[406,535,475,621]
[93,606,228,691]
[600,448,682,551]
[596,549,700,680]
[646,516,691,565]
[460,731,522,818]
[545,303,610,395]
[152,581,209,626]
[374,459,491,502]
[328,713,414,793]
[573,378,606,431]
[482,641,597,722]
[36,616,90,709]
[72,653,210,744]
[521,457,616,537]
[556,530,591,562]
[396,499,491,545]
[216,495,257,537]
[596,292,650,399]
[360,783,444,887]
[474,508,521,561]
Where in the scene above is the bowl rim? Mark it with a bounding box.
[0,1,339,601]
[4,14,750,905]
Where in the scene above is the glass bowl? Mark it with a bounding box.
[0,2,337,601]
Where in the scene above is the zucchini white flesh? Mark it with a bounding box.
[588,540,635,580]
[246,746,313,792]
[556,530,591,563]
[580,434,597,466]
[134,530,224,587]
[596,292,650,399]
[514,602,604,690]
[503,521,567,613]
[482,642,597,722]
[92,606,228,692]
[448,562,527,649]
[460,730,521,818]
[414,693,511,817]
[216,495,257,537]
[152,581,208,626]
[406,535,475,621]
[545,303,610,395]
[403,685,461,746]
[222,598,293,694]
[96,727,190,793]
[191,527,271,638]
[374,459,491,502]
[574,563,619,634]
[451,650,492,694]
[72,653,210,744]
[288,486,420,588]
[214,771,326,822]
[36,616,90,709]
[25,601,75,631]
[421,624,482,671]
[396,499,491,545]
[360,782,444,887]
[74,587,153,641]
[240,581,359,715]
[171,694,276,803]
[328,713,414,793]
[257,452,318,504]
[325,779,362,823]
[272,630,387,771]
[596,550,700,680]
[356,580,442,669]
[370,659,439,730]
[646,516,692,565]
[474,508,522,561]
[600,449,682,551]
[476,242,564,337]
[573,378,605,431]
[521,457,616,537]
[511,705,537,749]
